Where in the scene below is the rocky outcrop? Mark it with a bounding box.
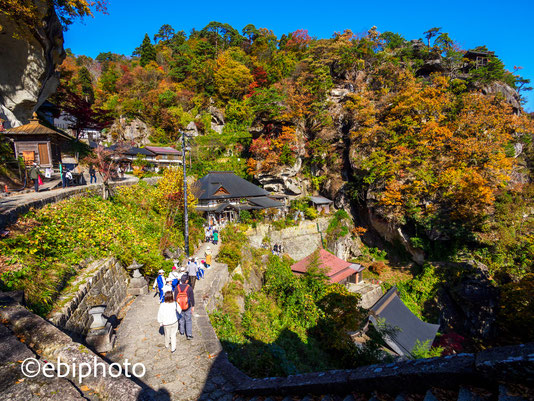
[327,231,362,260]
[208,106,225,134]
[184,120,199,137]
[481,82,521,112]
[368,209,425,264]
[437,261,499,340]
[256,158,306,195]
[105,116,153,145]
[0,0,65,127]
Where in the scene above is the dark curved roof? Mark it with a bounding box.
[370,286,440,356]
[195,171,269,200]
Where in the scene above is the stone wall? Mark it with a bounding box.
[246,218,331,261]
[235,342,534,397]
[246,217,361,261]
[48,258,130,335]
[0,294,143,400]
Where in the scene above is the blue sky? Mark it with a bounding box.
[64,0,534,111]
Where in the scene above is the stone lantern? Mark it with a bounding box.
[126,259,148,295]
[86,305,115,353]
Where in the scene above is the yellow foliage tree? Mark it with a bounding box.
[155,166,197,214]
[214,50,253,101]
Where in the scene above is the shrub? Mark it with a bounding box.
[369,261,387,275]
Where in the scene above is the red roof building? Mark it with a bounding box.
[290,249,365,284]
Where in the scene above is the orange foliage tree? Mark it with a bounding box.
[351,73,530,229]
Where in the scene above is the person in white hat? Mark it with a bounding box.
[161,277,173,294]
[152,269,166,302]
[205,246,212,269]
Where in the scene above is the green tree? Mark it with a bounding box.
[214,50,253,101]
[77,66,94,103]
[139,33,157,67]
[423,27,441,48]
[154,24,175,44]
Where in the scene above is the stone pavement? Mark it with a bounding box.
[107,240,241,401]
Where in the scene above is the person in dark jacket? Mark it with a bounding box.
[174,274,195,339]
[89,165,97,184]
[187,257,198,289]
[29,163,41,192]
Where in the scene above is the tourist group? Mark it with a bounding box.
[152,245,213,353]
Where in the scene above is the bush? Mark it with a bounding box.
[0,183,204,316]
[304,207,318,220]
[369,261,387,275]
[410,339,443,359]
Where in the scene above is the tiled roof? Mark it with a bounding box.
[144,146,181,155]
[195,171,270,200]
[290,248,363,283]
[310,196,333,205]
[369,286,440,356]
[247,196,284,209]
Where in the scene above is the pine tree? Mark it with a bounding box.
[77,66,94,103]
[139,33,156,67]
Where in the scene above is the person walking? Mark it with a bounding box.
[29,163,41,192]
[157,291,181,353]
[187,257,198,289]
[205,246,212,269]
[59,162,67,188]
[89,165,97,184]
[213,229,219,245]
[174,275,195,340]
[152,269,166,302]
[168,264,181,289]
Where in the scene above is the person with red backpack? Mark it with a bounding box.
[174,274,195,340]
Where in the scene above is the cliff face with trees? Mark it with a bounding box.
[0,0,108,127]
[55,23,533,269]
[3,18,533,349]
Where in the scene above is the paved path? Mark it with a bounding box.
[0,176,136,214]
[107,241,237,401]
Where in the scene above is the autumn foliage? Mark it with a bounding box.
[350,73,531,229]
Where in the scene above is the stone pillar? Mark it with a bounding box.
[126,260,148,296]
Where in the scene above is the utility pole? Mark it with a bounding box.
[181,131,189,258]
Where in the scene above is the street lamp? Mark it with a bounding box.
[181,131,190,258]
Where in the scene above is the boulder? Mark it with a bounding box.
[481,82,521,112]
[0,0,65,127]
[105,116,152,145]
[184,120,199,137]
[208,106,225,134]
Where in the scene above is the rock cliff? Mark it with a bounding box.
[0,0,65,127]
[104,116,153,145]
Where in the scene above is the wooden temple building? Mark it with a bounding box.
[195,171,284,224]
[2,113,75,167]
